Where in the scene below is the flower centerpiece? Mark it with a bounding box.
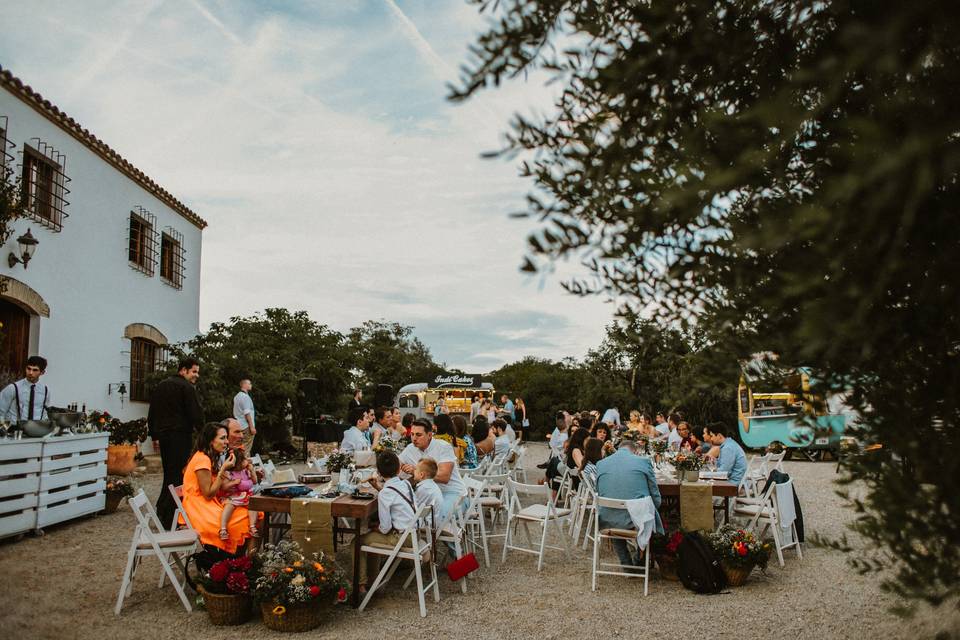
[650,529,684,580]
[198,556,258,625]
[707,525,771,586]
[620,430,650,454]
[668,451,704,481]
[650,438,669,458]
[254,541,348,632]
[103,475,136,514]
[324,449,353,473]
[373,436,402,454]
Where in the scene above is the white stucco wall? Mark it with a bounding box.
[1,85,203,420]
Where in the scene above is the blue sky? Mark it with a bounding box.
[0,0,615,371]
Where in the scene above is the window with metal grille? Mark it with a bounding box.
[0,116,12,168]
[129,337,160,402]
[21,139,70,231]
[160,228,185,289]
[128,207,158,275]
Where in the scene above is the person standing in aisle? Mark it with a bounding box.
[232,377,256,453]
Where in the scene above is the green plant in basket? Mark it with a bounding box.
[105,475,137,498]
[708,525,771,570]
[254,541,349,610]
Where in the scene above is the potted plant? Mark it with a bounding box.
[103,476,136,514]
[254,541,348,632]
[92,411,148,475]
[197,556,258,625]
[668,451,704,481]
[650,529,684,580]
[707,525,771,586]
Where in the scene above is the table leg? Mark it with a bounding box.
[724,496,730,524]
[262,510,271,542]
[351,518,362,608]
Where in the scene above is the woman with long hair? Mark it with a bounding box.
[453,414,479,468]
[514,398,527,442]
[580,437,605,483]
[181,422,259,555]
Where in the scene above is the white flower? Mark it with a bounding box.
[291,574,305,586]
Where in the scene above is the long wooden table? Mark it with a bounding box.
[248,491,377,608]
[656,479,739,523]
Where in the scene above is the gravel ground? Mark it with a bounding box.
[3,442,958,640]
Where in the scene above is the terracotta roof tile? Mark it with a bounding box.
[0,65,207,229]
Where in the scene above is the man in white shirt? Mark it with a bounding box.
[666,413,683,447]
[359,451,417,588]
[492,419,512,459]
[504,418,517,444]
[340,406,372,453]
[549,413,568,458]
[600,406,621,426]
[654,412,670,436]
[0,355,51,424]
[232,378,256,452]
[399,419,465,519]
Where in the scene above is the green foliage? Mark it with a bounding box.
[347,320,445,396]
[488,356,582,437]
[455,0,960,606]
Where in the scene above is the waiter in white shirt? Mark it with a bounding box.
[0,356,51,424]
[399,419,465,519]
[340,406,372,453]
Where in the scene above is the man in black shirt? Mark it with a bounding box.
[148,356,203,527]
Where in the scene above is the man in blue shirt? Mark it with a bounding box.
[595,439,663,568]
[709,422,748,485]
[500,395,515,421]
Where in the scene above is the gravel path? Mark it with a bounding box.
[3,442,958,640]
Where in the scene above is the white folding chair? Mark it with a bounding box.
[474,472,509,536]
[502,479,571,571]
[591,497,651,594]
[488,451,509,475]
[115,490,199,615]
[507,446,529,483]
[733,478,802,567]
[359,502,439,617]
[434,492,471,593]
[572,472,598,548]
[161,484,199,588]
[461,477,492,567]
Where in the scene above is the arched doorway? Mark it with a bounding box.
[0,299,30,376]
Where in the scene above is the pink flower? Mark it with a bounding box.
[226,571,249,594]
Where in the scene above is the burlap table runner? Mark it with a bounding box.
[290,498,336,558]
[679,482,714,532]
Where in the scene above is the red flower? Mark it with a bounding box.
[337,587,347,602]
[309,585,320,597]
[229,556,252,572]
[736,543,748,557]
[209,561,230,583]
[226,572,249,594]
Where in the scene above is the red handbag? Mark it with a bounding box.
[446,552,480,581]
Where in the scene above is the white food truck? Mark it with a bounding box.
[394,374,495,420]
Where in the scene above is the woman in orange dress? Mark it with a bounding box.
[181,422,259,555]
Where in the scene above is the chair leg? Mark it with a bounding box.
[501,518,512,563]
[114,549,137,615]
[455,538,467,594]
[413,557,427,618]
[478,515,490,567]
[591,529,600,591]
[159,555,192,613]
[643,546,650,596]
[536,520,549,572]
[769,521,785,567]
[794,524,803,560]
[360,554,395,612]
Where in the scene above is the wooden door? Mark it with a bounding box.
[0,299,30,376]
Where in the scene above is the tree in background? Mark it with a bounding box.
[488,356,582,436]
[347,320,445,396]
[455,0,959,608]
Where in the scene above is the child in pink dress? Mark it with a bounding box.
[219,448,259,539]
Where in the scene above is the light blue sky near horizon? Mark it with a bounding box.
[0,0,616,372]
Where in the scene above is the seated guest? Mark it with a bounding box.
[413,457,443,529]
[666,413,683,448]
[549,412,569,459]
[181,422,258,555]
[401,412,416,437]
[453,415,479,469]
[701,426,721,458]
[595,438,663,568]
[370,406,391,449]
[341,406,372,453]
[399,420,466,519]
[491,419,512,459]
[677,421,701,452]
[433,413,466,463]
[591,423,616,456]
[563,428,591,492]
[471,417,495,459]
[708,423,747,484]
[639,414,658,438]
[579,437,605,484]
[502,416,517,444]
[359,451,417,591]
[625,410,644,432]
[654,412,669,436]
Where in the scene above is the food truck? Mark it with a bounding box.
[395,374,495,420]
[737,365,850,459]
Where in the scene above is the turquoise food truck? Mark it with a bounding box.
[737,367,849,460]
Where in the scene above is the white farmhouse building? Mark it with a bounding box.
[0,66,205,421]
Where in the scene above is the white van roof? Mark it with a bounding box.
[396,382,496,394]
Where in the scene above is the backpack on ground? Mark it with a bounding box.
[677,531,726,594]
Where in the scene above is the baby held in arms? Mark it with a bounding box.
[220,447,259,539]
